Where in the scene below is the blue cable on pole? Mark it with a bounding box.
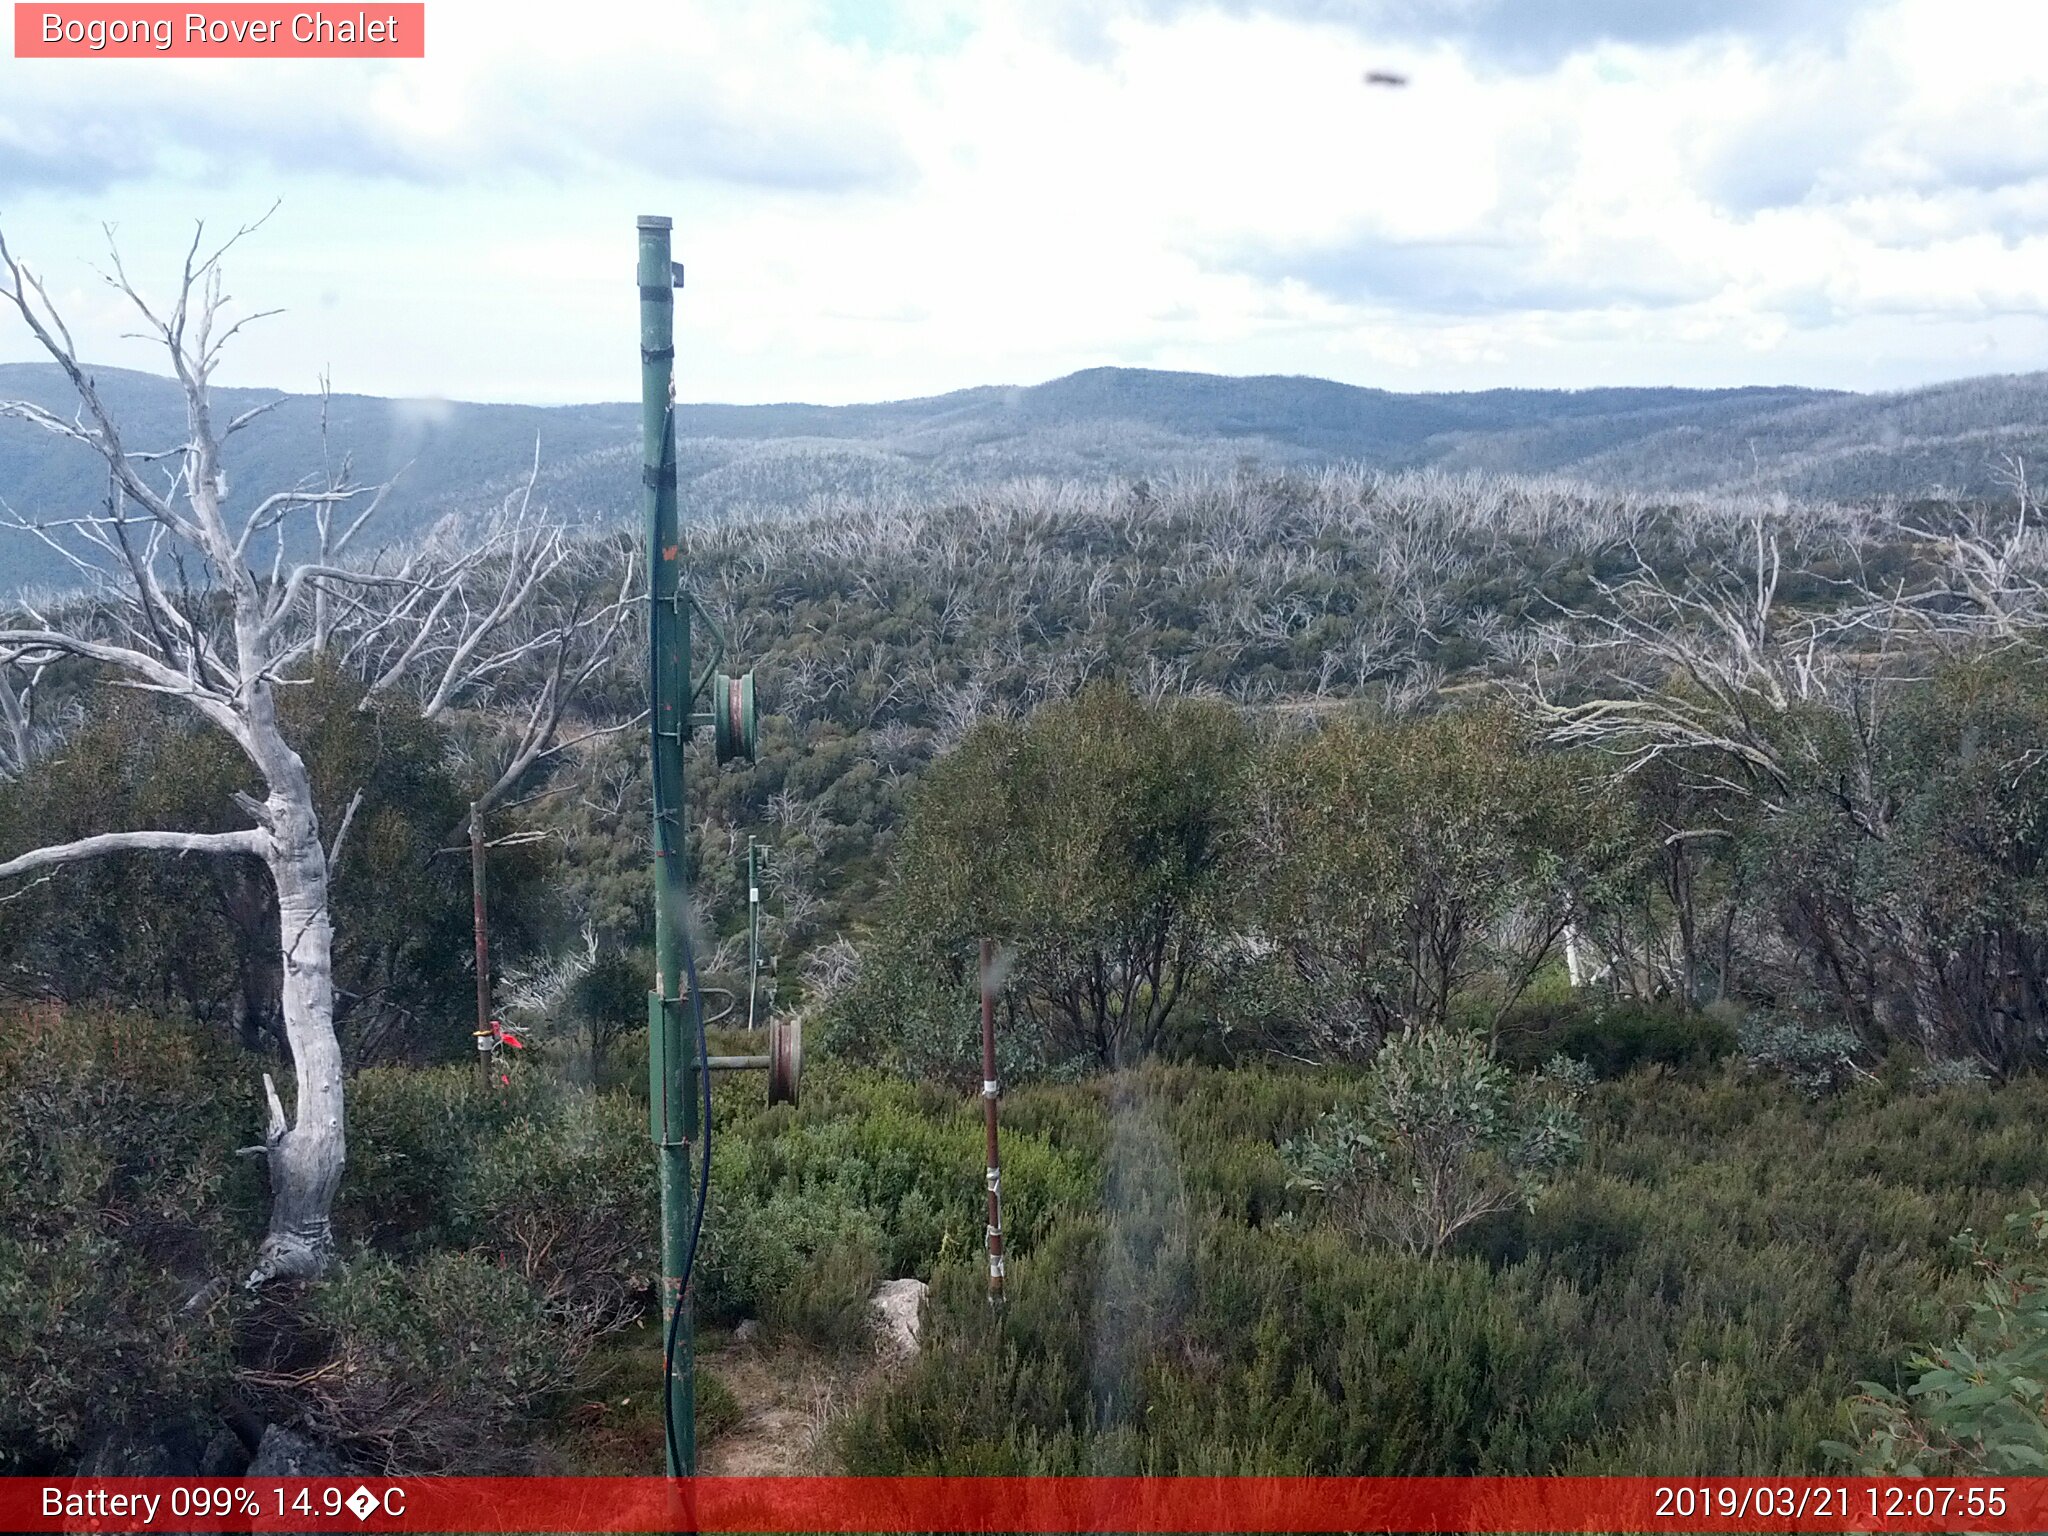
[661,921,713,1474]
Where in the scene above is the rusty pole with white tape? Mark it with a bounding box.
[980,937,1006,1307]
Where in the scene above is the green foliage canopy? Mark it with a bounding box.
[841,683,1254,1077]
[1242,706,1635,1058]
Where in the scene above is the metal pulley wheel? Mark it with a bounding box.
[767,1014,801,1106]
[712,670,758,764]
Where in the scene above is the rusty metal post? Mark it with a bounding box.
[470,801,493,1090]
[746,836,760,1032]
[980,938,1006,1307]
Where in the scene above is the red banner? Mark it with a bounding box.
[13,4,425,57]
[1,1477,2042,1533]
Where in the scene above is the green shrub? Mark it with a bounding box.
[836,1219,1599,1475]
[452,1094,656,1337]
[1497,996,1738,1078]
[0,1007,256,1470]
[1740,1012,1868,1097]
[696,1365,742,1443]
[763,1238,889,1352]
[1284,1027,1589,1258]
[338,1064,556,1251]
[1826,1202,2048,1474]
[697,1170,892,1331]
[24,1001,2048,1480]
[246,1249,581,1474]
[836,1059,2048,1476]
[690,1066,1098,1347]
[0,1222,240,1474]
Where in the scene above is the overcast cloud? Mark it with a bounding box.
[0,0,2044,404]
[1087,0,1872,68]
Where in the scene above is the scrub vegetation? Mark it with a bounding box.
[5,455,2047,1473]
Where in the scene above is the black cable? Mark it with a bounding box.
[661,924,713,1476]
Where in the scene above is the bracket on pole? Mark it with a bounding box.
[647,991,693,1143]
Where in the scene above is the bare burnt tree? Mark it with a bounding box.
[1898,458,2048,651]
[0,644,68,780]
[1524,497,2048,1061]
[0,218,633,1283]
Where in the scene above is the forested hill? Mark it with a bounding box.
[6,359,2048,592]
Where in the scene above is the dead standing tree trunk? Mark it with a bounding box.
[0,217,634,1284]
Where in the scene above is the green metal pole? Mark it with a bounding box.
[639,213,697,1478]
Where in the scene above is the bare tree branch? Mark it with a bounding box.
[0,826,267,880]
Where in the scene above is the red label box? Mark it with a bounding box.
[13,3,425,56]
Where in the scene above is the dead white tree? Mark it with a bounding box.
[0,646,65,779]
[341,494,639,830]
[1521,517,1866,805]
[1898,458,2048,649]
[1520,506,2048,1047]
[0,218,631,1284]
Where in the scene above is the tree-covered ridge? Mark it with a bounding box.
[566,464,2033,972]
[9,462,2040,1071]
[8,358,2048,594]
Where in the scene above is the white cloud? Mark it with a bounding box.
[0,0,2045,402]
[0,1,919,191]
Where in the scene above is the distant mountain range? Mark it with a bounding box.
[4,361,2046,593]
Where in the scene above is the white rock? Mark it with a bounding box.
[870,1277,928,1357]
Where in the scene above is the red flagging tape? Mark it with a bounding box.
[5,1476,2041,1533]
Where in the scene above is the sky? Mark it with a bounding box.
[3,0,2047,405]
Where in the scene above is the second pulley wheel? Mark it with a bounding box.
[766,1014,801,1106]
